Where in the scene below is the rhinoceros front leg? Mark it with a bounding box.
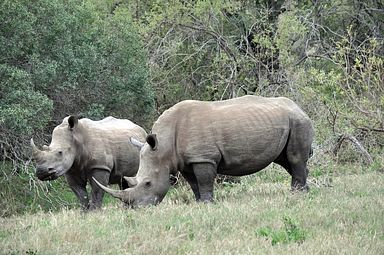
[181,171,200,200]
[89,169,110,210]
[192,163,217,202]
[65,174,89,210]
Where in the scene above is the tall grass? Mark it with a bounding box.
[1,167,383,254]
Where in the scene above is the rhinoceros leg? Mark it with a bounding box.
[181,171,200,200]
[289,163,309,191]
[89,169,110,210]
[192,163,217,202]
[274,154,308,191]
[65,174,89,210]
[273,120,312,191]
[285,120,312,191]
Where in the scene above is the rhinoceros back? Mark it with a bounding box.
[78,116,146,179]
[81,116,141,131]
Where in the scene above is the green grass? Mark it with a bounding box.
[1,168,383,254]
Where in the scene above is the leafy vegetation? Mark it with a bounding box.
[0,0,154,163]
[257,216,307,245]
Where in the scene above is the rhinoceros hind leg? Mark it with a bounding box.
[274,154,309,191]
[285,120,312,191]
[89,169,110,210]
[274,155,309,191]
[192,163,217,202]
[274,123,311,191]
[181,171,200,200]
[289,163,309,191]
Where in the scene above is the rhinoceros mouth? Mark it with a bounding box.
[36,169,60,181]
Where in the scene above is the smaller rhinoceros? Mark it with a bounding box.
[94,96,314,208]
[31,116,147,210]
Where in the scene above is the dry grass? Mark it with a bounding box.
[1,170,383,255]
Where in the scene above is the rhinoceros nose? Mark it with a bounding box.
[36,166,45,174]
[36,167,54,180]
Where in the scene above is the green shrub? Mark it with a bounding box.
[257,216,307,245]
[0,0,154,161]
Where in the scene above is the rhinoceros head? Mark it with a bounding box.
[94,134,171,207]
[31,116,80,181]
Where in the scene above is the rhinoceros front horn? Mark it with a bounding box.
[30,138,42,156]
[92,177,126,201]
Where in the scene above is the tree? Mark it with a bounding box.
[125,0,289,113]
[0,0,154,164]
[276,0,383,160]
[128,0,383,161]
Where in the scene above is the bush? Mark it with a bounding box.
[257,216,307,245]
[0,0,154,161]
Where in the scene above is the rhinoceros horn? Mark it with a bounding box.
[30,138,42,156]
[123,176,138,187]
[92,177,126,201]
[130,137,145,149]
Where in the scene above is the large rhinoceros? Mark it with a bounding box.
[31,115,147,210]
[94,96,314,207]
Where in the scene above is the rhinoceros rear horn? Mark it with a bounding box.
[130,137,145,149]
[92,177,126,201]
[123,176,138,187]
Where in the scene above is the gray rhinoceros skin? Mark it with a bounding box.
[31,116,147,210]
[95,96,314,207]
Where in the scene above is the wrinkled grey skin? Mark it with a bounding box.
[31,116,147,210]
[95,96,314,207]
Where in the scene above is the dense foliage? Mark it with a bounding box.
[129,0,383,163]
[0,0,154,162]
[0,0,382,216]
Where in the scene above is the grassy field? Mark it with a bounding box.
[1,165,383,255]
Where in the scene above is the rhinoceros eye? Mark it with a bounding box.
[145,181,151,188]
[57,151,63,156]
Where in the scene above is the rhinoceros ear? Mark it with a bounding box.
[124,176,138,188]
[146,134,158,150]
[130,137,145,149]
[68,115,78,129]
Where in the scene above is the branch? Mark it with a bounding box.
[355,126,384,133]
[350,119,384,133]
[333,134,373,165]
[175,22,238,63]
